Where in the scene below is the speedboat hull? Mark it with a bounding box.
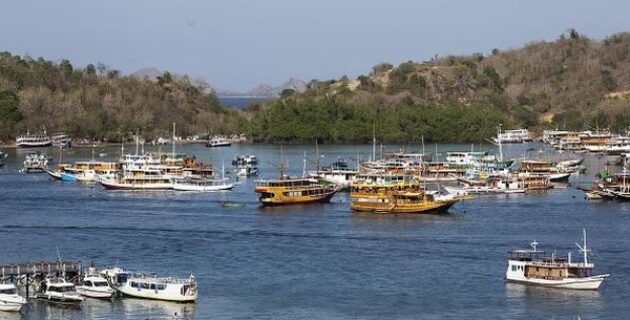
[0,298,27,312]
[35,293,83,306]
[76,287,114,299]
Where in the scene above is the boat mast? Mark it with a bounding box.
[575,228,590,265]
[172,122,176,159]
[135,129,139,155]
[372,123,376,162]
[302,151,307,178]
[316,139,320,172]
[498,124,504,162]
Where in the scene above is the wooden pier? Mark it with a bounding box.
[0,261,82,298]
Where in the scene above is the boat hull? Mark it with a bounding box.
[34,294,83,306]
[99,180,172,190]
[16,142,52,148]
[115,287,197,303]
[351,200,457,214]
[45,169,63,180]
[172,183,233,192]
[506,275,608,290]
[258,188,338,206]
[0,299,26,312]
[76,287,114,299]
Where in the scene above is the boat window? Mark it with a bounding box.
[157,284,166,290]
[130,281,138,288]
[84,281,92,287]
[141,282,150,289]
[181,284,189,295]
[150,284,156,290]
[0,289,16,294]
[94,281,109,287]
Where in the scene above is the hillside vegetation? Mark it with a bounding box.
[250,30,630,143]
[0,52,247,141]
[1,30,629,144]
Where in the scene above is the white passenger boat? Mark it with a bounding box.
[172,176,233,192]
[16,131,52,148]
[506,229,609,290]
[309,156,358,190]
[98,172,173,190]
[207,137,231,147]
[52,133,72,148]
[101,268,197,302]
[35,278,84,306]
[0,283,28,312]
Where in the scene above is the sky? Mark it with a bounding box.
[1,0,629,91]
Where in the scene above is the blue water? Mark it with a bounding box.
[218,97,271,110]
[0,143,629,319]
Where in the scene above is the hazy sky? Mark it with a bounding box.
[1,0,628,91]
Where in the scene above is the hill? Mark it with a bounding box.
[249,30,630,143]
[0,54,247,141]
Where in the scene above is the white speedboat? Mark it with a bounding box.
[101,268,197,302]
[35,278,84,306]
[22,151,49,172]
[172,176,233,192]
[0,283,28,312]
[506,229,609,290]
[77,274,115,299]
[237,166,259,177]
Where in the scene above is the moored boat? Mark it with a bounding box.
[0,283,28,312]
[172,176,233,192]
[505,229,609,290]
[350,174,465,214]
[22,151,49,172]
[100,268,197,302]
[35,278,84,306]
[255,177,339,205]
[207,136,231,147]
[16,131,52,148]
[77,274,115,299]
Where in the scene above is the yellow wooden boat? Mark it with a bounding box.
[255,178,339,205]
[350,177,462,214]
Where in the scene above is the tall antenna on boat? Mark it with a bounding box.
[56,246,62,264]
[279,145,285,179]
[302,151,307,178]
[172,122,176,159]
[498,124,504,162]
[372,123,376,162]
[575,228,590,265]
[135,129,139,155]
[530,240,538,252]
[315,139,320,172]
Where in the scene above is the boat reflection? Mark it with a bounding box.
[119,297,196,319]
[505,282,603,302]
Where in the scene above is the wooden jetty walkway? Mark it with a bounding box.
[0,261,82,297]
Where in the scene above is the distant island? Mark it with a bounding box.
[1,29,628,144]
[215,78,308,98]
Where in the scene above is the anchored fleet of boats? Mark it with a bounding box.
[3,126,629,316]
